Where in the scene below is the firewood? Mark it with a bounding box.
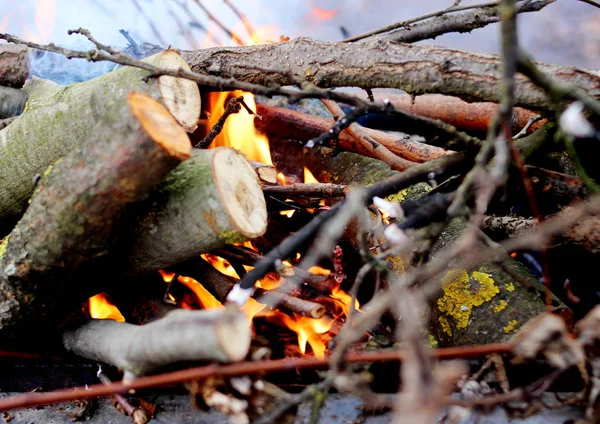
[378,93,544,135]
[182,38,600,110]
[0,44,29,88]
[0,92,191,339]
[123,147,267,275]
[0,50,201,234]
[0,86,26,119]
[62,307,251,380]
[269,138,566,347]
[255,103,447,166]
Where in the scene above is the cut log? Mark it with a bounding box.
[268,135,564,347]
[0,86,26,119]
[0,50,201,234]
[62,307,251,379]
[0,44,29,88]
[123,147,267,275]
[0,92,191,339]
[182,38,600,110]
[255,103,448,165]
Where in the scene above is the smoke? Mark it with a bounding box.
[29,39,116,85]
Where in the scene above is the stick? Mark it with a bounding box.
[321,98,417,171]
[195,95,243,148]
[377,93,544,135]
[0,93,191,338]
[263,183,348,197]
[63,307,251,380]
[368,0,556,43]
[0,44,30,87]
[97,368,149,424]
[255,103,448,165]
[0,343,514,412]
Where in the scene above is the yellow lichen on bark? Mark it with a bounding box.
[437,269,500,331]
[504,320,519,334]
[493,299,508,313]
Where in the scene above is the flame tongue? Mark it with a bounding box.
[88,293,125,322]
[208,91,272,165]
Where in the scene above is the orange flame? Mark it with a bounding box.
[208,91,273,166]
[306,5,339,21]
[201,253,240,279]
[24,0,56,43]
[304,167,319,184]
[88,293,125,322]
[266,311,333,359]
[330,284,360,317]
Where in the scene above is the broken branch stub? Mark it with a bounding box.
[0,92,191,339]
[0,49,201,235]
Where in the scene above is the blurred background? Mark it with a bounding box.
[0,0,598,69]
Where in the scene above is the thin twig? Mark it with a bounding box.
[98,368,149,424]
[195,96,242,148]
[262,183,348,197]
[0,344,514,413]
[577,0,600,8]
[344,0,511,42]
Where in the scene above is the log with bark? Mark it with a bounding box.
[62,307,251,380]
[0,49,201,235]
[0,92,191,339]
[0,44,29,88]
[121,147,268,275]
[255,103,449,166]
[267,133,566,346]
[182,38,600,110]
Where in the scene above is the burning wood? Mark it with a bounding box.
[0,0,600,422]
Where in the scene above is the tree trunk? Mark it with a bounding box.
[0,92,191,339]
[0,50,201,235]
